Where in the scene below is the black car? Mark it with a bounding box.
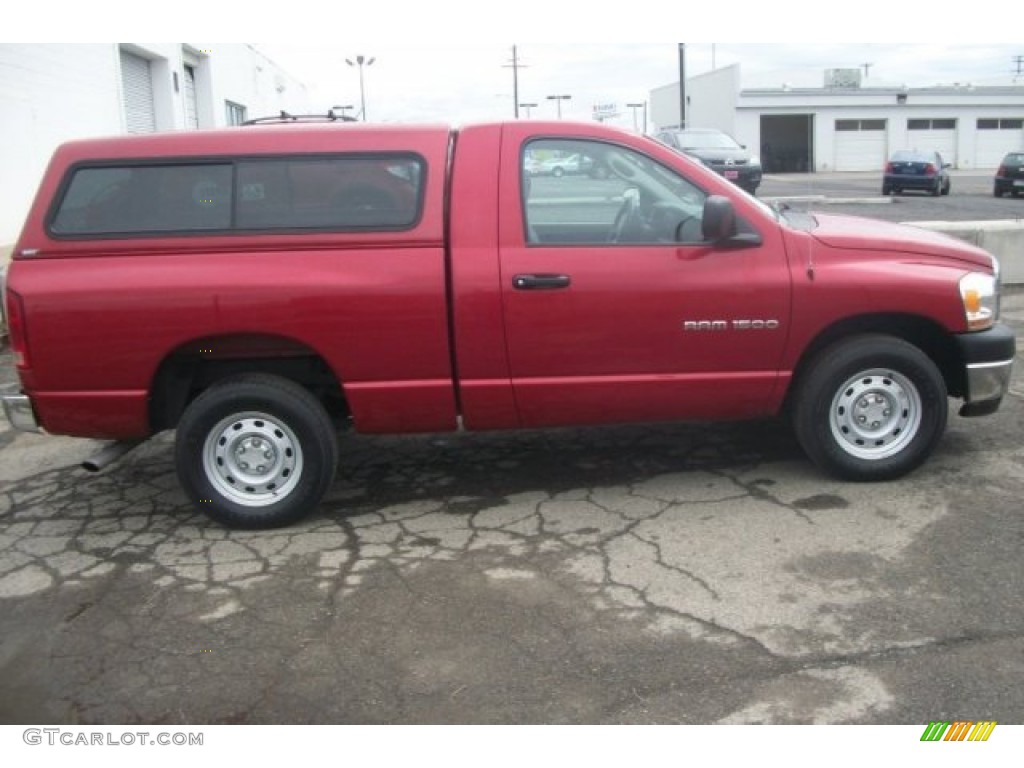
[882,150,951,196]
[993,152,1024,198]
[654,128,762,194]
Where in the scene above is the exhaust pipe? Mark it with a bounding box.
[82,440,143,473]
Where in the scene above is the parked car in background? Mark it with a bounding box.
[654,128,762,195]
[993,152,1024,198]
[529,152,610,179]
[883,150,951,196]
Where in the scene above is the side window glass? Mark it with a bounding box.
[51,164,232,235]
[50,155,424,238]
[236,155,423,230]
[521,139,707,246]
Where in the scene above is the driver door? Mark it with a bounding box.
[498,127,791,427]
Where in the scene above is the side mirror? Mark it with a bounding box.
[699,195,763,249]
[702,195,737,242]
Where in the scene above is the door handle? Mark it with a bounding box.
[513,274,571,290]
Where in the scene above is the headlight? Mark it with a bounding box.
[959,271,998,331]
[748,155,761,167]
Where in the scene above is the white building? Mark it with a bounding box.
[0,44,311,243]
[651,65,1024,174]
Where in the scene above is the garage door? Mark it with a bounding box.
[834,119,887,171]
[120,50,155,134]
[183,64,198,129]
[975,119,1024,168]
[907,119,957,166]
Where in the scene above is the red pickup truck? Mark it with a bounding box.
[1,119,1015,528]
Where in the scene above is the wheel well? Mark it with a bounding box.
[785,314,964,412]
[149,335,348,432]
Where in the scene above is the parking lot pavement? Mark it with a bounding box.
[1,297,1023,724]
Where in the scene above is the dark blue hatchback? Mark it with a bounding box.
[882,150,951,196]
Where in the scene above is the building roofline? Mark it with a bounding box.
[740,85,1024,97]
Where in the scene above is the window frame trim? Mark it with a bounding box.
[45,151,429,241]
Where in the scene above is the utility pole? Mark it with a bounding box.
[678,44,686,129]
[504,45,527,118]
[1014,55,1024,76]
[862,62,873,79]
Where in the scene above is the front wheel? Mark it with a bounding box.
[175,374,339,528]
[792,336,947,481]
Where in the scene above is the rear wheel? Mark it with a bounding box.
[792,335,947,481]
[175,374,338,528]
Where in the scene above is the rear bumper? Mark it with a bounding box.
[994,178,1024,193]
[1,392,42,433]
[884,174,940,191]
[955,324,1016,417]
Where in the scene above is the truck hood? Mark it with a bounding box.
[808,213,994,271]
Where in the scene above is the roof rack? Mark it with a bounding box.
[242,110,357,126]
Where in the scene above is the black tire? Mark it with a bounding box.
[881,185,891,196]
[931,179,942,197]
[791,335,947,481]
[994,187,1003,198]
[552,167,564,178]
[175,374,338,529]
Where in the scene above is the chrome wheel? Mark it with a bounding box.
[829,369,922,461]
[202,411,304,507]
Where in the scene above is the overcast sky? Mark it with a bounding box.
[255,43,1024,129]
[12,1,1022,130]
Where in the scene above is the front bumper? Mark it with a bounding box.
[707,164,762,190]
[955,323,1016,417]
[1,392,41,433]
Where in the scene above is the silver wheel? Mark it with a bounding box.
[202,411,304,507]
[829,369,922,461]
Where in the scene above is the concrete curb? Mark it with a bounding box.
[764,195,894,206]
[900,220,1024,284]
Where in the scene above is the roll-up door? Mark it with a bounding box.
[184,64,198,129]
[975,119,1024,167]
[834,119,887,171]
[120,50,155,134]
[907,119,957,166]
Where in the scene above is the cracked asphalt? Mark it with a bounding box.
[1,295,1023,724]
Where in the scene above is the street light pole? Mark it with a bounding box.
[626,102,647,134]
[546,94,571,119]
[345,54,375,121]
[332,104,355,120]
[518,102,537,118]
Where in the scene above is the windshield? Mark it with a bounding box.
[677,132,741,150]
[890,150,933,163]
